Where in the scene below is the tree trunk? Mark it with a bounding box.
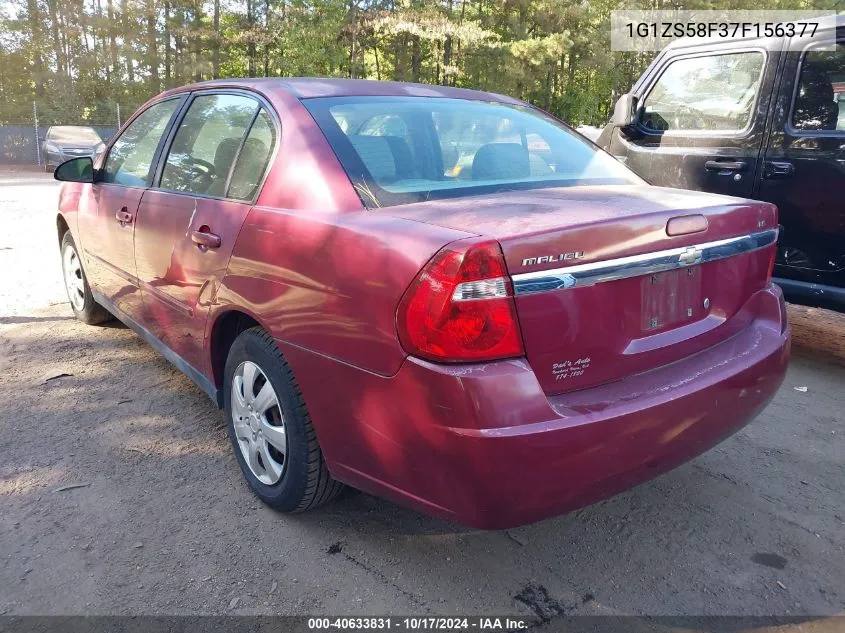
[411,36,421,83]
[442,37,451,85]
[212,0,220,78]
[164,0,171,86]
[107,0,118,80]
[193,0,202,82]
[27,0,45,97]
[348,0,356,79]
[122,0,135,82]
[146,0,159,89]
[247,0,256,77]
[263,0,270,77]
[47,0,65,76]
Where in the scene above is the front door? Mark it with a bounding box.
[78,97,182,318]
[757,33,845,292]
[133,92,276,374]
[608,46,779,198]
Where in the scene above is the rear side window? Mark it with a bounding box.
[160,93,259,197]
[640,52,765,133]
[102,99,179,186]
[304,96,638,208]
[792,42,845,132]
[228,110,275,201]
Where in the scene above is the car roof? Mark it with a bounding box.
[159,77,524,105]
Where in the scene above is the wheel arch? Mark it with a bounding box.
[56,213,70,246]
[207,307,270,404]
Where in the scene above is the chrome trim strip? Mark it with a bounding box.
[512,228,778,296]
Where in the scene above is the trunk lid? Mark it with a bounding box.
[385,185,778,395]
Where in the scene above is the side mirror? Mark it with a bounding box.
[611,93,637,128]
[54,157,94,183]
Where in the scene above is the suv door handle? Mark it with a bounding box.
[704,160,748,172]
[115,208,133,224]
[191,229,221,250]
[763,161,795,179]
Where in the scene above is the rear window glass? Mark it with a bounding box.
[303,97,639,208]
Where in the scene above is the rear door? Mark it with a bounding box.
[133,91,276,374]
[757,30,845,294]
[608,43,780,198]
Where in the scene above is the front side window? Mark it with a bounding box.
[160,93,259,197]
[792,42,845,132]
[304,96,639,208]
[102,99,179,187]
[640,52,765,133]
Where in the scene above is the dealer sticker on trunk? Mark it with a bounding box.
[553,357,592,381]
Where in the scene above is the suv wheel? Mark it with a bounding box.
[223,327,344,511]
[60,232,111,324]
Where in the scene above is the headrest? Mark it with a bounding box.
[214,138,242,173]
[472,143,530,180]
[228,137,271,200]
[348,135,396,181]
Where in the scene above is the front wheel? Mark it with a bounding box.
[60,232,111,325]
[224,327,344,512]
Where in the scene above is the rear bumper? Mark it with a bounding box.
[282,285,790,529]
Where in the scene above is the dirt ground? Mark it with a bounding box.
[0,169,843,620]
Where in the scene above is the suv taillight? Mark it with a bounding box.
[397,239,524,362]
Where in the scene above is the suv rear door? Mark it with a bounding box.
[605,40,782,199]
[757,28,845,305]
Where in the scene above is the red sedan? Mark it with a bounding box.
[54,79,790,529]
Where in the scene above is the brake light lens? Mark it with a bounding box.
[397,239,524,362]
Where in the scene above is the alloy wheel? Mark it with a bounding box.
[231,360,287,485]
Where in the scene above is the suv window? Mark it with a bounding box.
[228,109,275,201]
[640,52,765,133]
[792,42,845,132]
[160,93,259,197]
[102,99,179,186]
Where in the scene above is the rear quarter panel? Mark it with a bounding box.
[215,208,472,377]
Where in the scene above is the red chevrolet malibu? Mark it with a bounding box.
[54,78,790,528]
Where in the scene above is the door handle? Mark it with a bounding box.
[704,160,748,173]
[763,161,795,179]
[115,207,133,224]
[191,229,221,250]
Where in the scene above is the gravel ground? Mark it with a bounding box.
[1,169,844,621]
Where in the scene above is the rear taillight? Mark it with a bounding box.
[397,239,524,362]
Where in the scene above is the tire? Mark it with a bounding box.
[60,231,111,325]
[224,327,344,512]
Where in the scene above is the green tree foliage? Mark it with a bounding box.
[0,0,839,125]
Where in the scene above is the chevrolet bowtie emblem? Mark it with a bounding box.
[678,246,703,267]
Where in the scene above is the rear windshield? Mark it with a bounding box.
[47,126,102,142]
[303,96,640,208]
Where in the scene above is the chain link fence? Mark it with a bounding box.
[0,101,129,166]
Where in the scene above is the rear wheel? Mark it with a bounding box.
[223,327,344,511]
[60,232,111,325]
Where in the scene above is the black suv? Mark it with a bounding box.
[598,17,844,312]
